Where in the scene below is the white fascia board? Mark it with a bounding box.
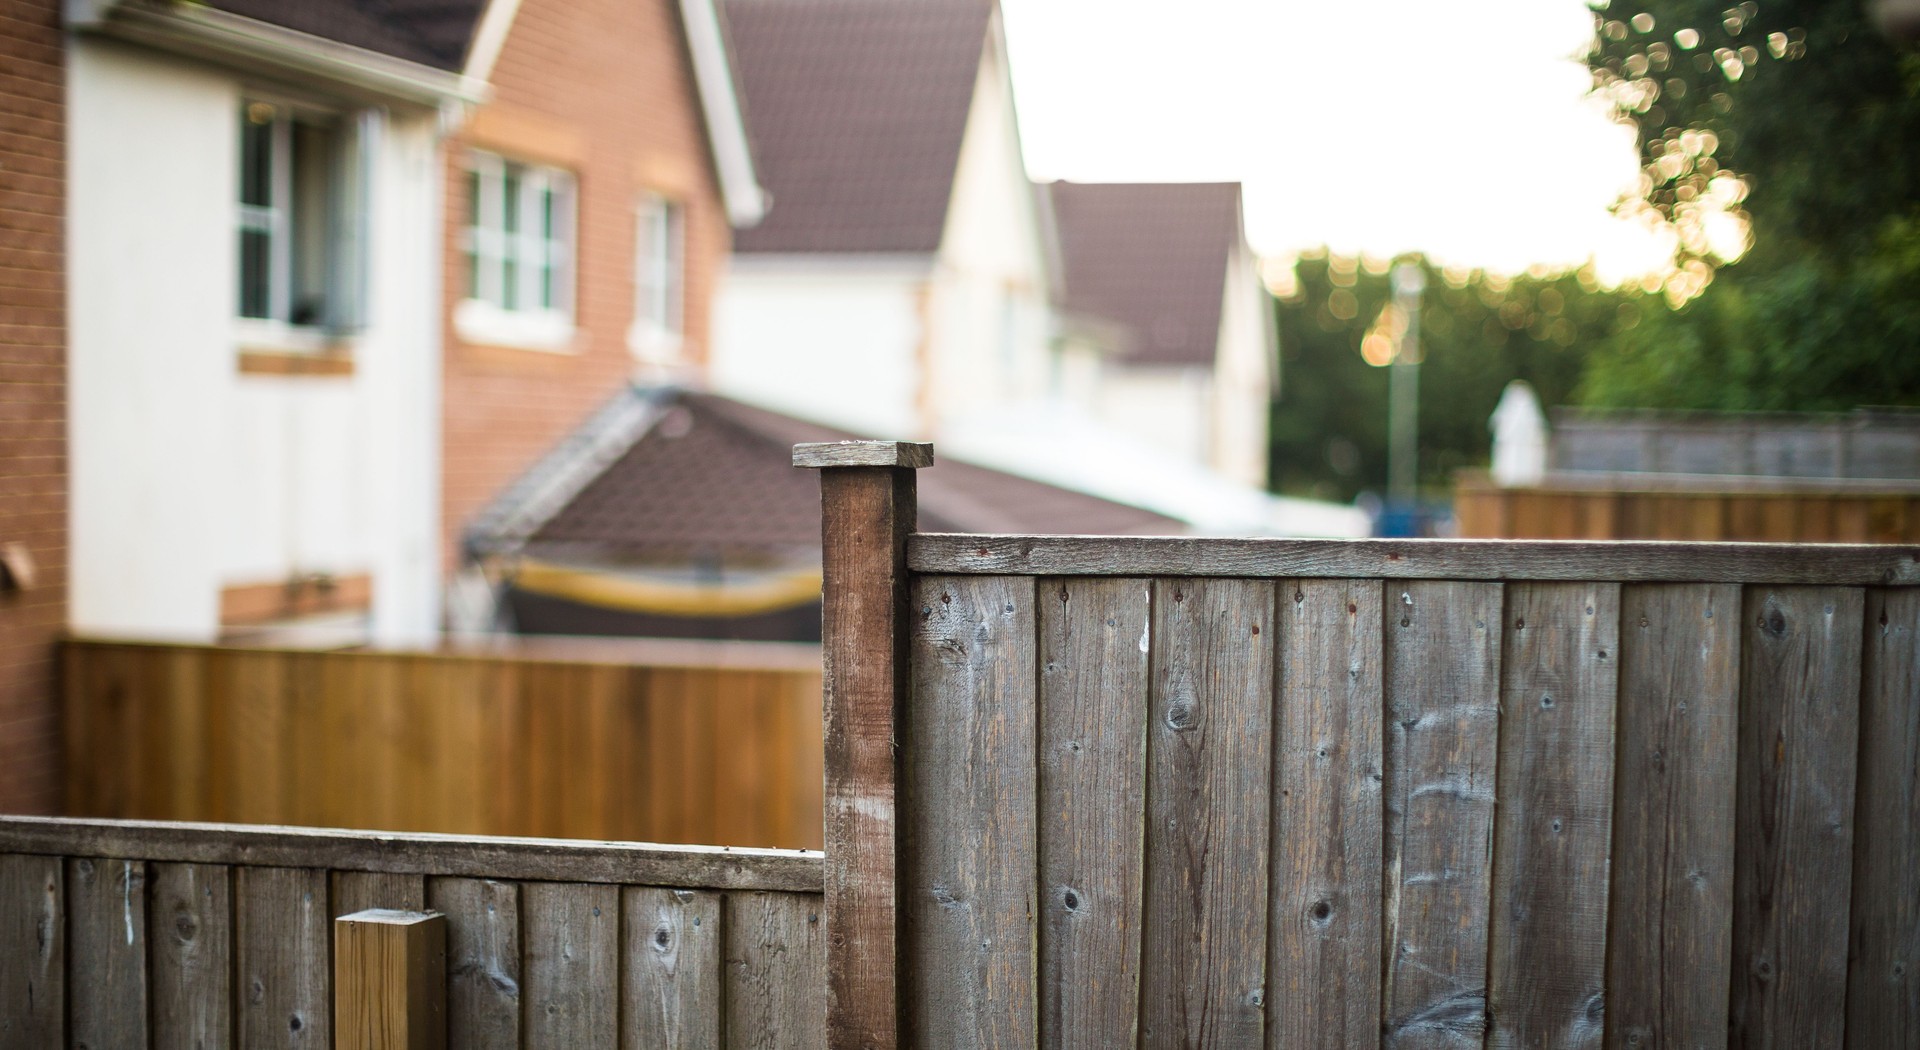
[70,0,487,108]
[462,0,522,84]
[680,0,767,228]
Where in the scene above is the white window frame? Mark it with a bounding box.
[456,150,577,352]
[628,191,685,365]
[234,95,366,352]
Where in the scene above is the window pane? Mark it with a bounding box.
[288,120,335,326]
[239,229,271,318]
[240,106,273,207]
[541,188,555,308]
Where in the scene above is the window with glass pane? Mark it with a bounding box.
[462,151,574,319]
[634,194,683,337]
[235,100,343,327]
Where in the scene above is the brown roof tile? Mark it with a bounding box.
[1048,180,1244,366]
[205,0,487,71]
[521,390,1181,561]
[723,0,991,253]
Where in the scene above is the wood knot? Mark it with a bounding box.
[652,925,672,952]
[1308,900,1333,925]
[1165,701,1198,731]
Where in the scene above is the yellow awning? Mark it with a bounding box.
[510,560,822,617]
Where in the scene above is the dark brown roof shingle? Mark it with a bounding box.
[205,0,487,71]
[723,0,991,253]
[1048,180,1244,366]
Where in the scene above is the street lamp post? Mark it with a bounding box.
[1387,261,1425,517]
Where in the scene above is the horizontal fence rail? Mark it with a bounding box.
[1454,476,1920,543]
[62,639,825,850]
[0,817,825,1048]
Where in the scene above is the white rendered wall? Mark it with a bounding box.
[1208,248,1276,488]
[68,40,442,642]
[1097,365,1212,468]
[710,262,926,437]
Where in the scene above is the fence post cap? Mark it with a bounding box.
[793,441,934,469]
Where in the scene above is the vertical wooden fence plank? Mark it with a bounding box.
[1607,584,1740,1049]
[1487,582,1620,1050]
[152,862,233,1050]
[1140,577,1274,1049]
[522,881,619,1049]
[333,871,428,915]
[67,856,149,1047]
[335,910,447,1050]
[724,890,825,1050]
[1732,586,1864,1049]
[1847,588,1920,1048]
[624,887,723,1049]
[904,573,1039,1049]
[237,865,331,1048]
[427,876,522,1050]
[1381,581,1501,1049]
[1037,577,1150,1049]
[0,854,62,1048]
[1270,578,1384,1050]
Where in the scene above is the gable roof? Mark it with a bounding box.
[202,0,487,71]
[469,387,1182,564]
[722,0,992,253]
[1047,181,1245,367]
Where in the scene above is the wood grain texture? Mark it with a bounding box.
[1732,587,1866,1048]
[333,870,427,914]
[237,865,331,1048]
[67,856,149,1048]
[151,863,233,1050]
[0,853,62,1048]
[522,881,619,1049]
[1380,581,1502,1049]
[1036,577,1150,1050]
[793,440,934,468]
[724,890,827,1050]
[0,817,822,891]
[1607,584,1741,1050]
[1270,578,1385,1050]
[1140,577,1274,1048]
[1847,587,1920,1049]
[909,534,1920,585]
[818,465,916,1050]
[1487,582,1620,1050]
[334,910,447,1050]
[624,887,723,1049]
[428,877,522,1050]
[904,573,1039,1049]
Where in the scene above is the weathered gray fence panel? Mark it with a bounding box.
[1733,587,1865,1047]
[1270,578,1384,1050]
[333,869,426,914]
[67,856,149,1048]
[904,574,1039,1049]
[1847,587,1920,1048]
[724,889,825,1050]
[0,853,62,1048]
[1037,577,1150,1050]
[625,886,722,1049]
[1487,582,1620,1050]
[522,881,620,1048]
[1608,583,1740,1049]
[151,862,232,1050]
[237,865,331,1048]
[1141,577,1274,1048]
[429,876,523,1049]
[1380,580,1502,1049]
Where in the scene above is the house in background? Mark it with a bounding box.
[64,0,487,644]
[710,0,1054,440]
[438,0,764,626]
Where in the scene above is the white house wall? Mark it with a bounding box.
[1209,247,1275,488]
[1097,365,1212,467]
[67,39,441,642]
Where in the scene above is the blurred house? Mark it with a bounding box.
[463,387,1180,639]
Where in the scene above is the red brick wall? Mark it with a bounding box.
[0,0,66,813]
[440,0,730,573]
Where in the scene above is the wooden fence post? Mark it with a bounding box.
[795,440,932,1050]
[334,909,446,1050]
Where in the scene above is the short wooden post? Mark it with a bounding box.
[795,439,932,1050]
[333,909,446,1050]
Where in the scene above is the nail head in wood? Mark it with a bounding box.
[793,441,934,469]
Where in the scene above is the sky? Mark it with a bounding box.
[1001,0,1674,281]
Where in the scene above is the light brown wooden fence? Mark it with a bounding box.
[800,441,1920,1050]
[1455,472,1920,542]
[62,639,824,850]
[0,816,822,1047]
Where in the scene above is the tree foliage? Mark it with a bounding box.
[1577,0,1920,409]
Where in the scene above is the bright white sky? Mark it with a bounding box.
[1001,0,1674,280]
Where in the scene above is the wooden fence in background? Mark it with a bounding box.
[801,441,1920,1050]
[0,817,822,1047]
[1455,472,1920,542]
[62,639,824,850]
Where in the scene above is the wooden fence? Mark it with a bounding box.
[0,817,822,1047]
[1454,472,1920,542]
[63,639,824,850]
[799,441,1920,1050]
